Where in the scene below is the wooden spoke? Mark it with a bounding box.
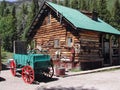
[43,64,54,78]
[10,60,16,76]
[22,66,34,84]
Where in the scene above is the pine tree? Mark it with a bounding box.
[4,8,10,16]
[52,0,57,3]
[58,0,63,5]
[81,0,87,10]
[71,0,79,10]
[31,0,39,17]
[12,5,16,18]
[78,0,83,10]
[0,0,7,16]
[11,6,18,41]
[64,0,69,7]
[92,0,98,11]
[113,0,120,30]
[34,0,39,15]
[0,15,17,51]
[98,0,111,23]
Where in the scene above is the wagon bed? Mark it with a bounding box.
[10,41,54,84]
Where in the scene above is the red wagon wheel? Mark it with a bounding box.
[43,64,54,78]
[22,66,34,84]
[10,60,16,76]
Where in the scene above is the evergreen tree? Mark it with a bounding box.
[78,0,82,10]
[31,0,39,17]
[21,1,37,40]
[0,0,7,16]
[81,0,87,10]
[113,0,120,30]
[98,0,111,23]
[34,0,39,15]
[58,0,63,5]
[92,0,98,11]
[11,6,18,41]
[4,8,10,16]
[21,4,28,15]
[52,0,57,3]
[71,0,79,10]
[0,15,17,51]
[64,0,69,7]
[99,0,108,21]
[12,5,16,18]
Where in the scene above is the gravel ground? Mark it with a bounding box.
[1,69,120,90]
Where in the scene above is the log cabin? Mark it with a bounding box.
[26,1,120,70]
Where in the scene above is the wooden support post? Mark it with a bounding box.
[0,39,1,71]
[119,36,120,64]
[13,41,15,54]
[109,35,113,65]
[101,34,105,66]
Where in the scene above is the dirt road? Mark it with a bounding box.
[0,69,120,90]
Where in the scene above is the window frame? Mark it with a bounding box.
[66,37,73,47]
[54,39,60,48]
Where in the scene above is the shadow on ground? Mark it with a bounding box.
[36,86,97,90]
[34,75,58,84]
[2,63,9,70]
[0,77,6,82]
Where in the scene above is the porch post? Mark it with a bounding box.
[101,34,105,66]
[0,38,1,71]
[119,36,120,64]
[109,35,113,65]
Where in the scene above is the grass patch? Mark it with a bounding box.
[70,68,81,72]
[1,50,13,64]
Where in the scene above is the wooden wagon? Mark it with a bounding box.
[10,41,54,84]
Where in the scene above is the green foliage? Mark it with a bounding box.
[52,0,57,3]
[0,14,17,51]
[1,52,7,59]
[92,0,98,11]
[1,49,13,63]
[21,0,39,40]
[0,0,7,16]
[0,0,18,52]
[71,0,79,10]
[64,0,69,7]
[98,0,109,21]
[113,0,120,30]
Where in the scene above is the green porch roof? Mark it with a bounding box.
[47,2,120,35]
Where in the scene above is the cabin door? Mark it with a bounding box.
[103,35,111,65]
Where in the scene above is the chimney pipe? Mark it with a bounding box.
[92,10,98,21]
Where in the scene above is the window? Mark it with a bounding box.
[54,39,60,48]
[67,37,73,47]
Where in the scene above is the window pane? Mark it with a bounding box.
[54,39,59,47]
[67,37,72,47]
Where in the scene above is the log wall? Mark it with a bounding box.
[33,14,103,70]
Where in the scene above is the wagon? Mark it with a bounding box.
[10,41,54,84]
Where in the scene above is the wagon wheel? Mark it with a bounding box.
[10,60,16,76]
[22,66,34,84]
[43,64,54,78]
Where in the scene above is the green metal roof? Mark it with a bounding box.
[47,2,120,35]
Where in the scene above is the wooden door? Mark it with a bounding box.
[103,34,111,65]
